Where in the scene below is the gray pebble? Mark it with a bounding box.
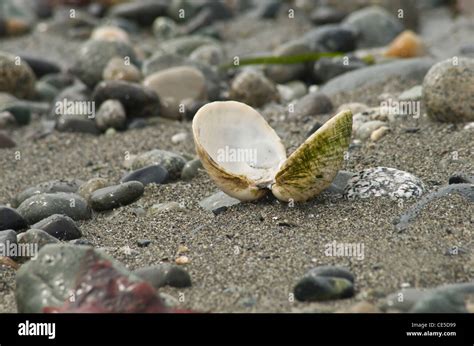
[90,181,144,212]
[31,214,82,241]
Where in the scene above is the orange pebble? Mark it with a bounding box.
[384,30,425,58]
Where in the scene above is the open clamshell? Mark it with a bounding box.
[192,101,352,202]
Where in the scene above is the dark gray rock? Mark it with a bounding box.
[306,265,355,283]
[310,6,346,25]
[313,56,366,84]
[14,179,83,208]
[17,192,91,224]
[325,170,355,195]
[17,229,59,255]
[0,206,28,231]
[265,40,311,84]
[90,181,144,212]
[181,159,202,181]
[31,214,82,240]
[20,55,61,78]
[449,172,474,185]
[40,73,75,90]
[132,150,186,180]
[108,0,168,26]
[92,81,160,118]
[121,164,169,185]
[56,117,100,135]
[292,92,333,117]
[294,276,354,302]
[133,263,192,289]
[0,230,17,254]
[303,24,357,52]
[342,5,404,48]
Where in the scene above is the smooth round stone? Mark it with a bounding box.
[17,229,59,254]
[0,51,36,99]
[302,24,357,52]
[14,179,83,208]
[229,70,279,108]
[313,56,366,84]
[143,66,207,119]
[90,181,144,212]
[31,214,82,241]
[384,30,425,58]
[35,81,59,102]
[294,276,354,302]
[17,193,91,224]
[134,263,192,289]
[343,167,424,200]
[56,117,100,135]
[356,120,387,140]
[292,91,333,117]
[448,172,474,185]
[93,80,160,118]
[19,55,61,78]
[103,57,141,82]
[265,40,311,84]
[71,39,138,88]
[69,238,93,246]
[91,25,130,43]
[189,44,224,66]
[410,291,468,313]
[95,99,126,131]
[181,159,202,181]
[423,57,474,123]
[0,131,16,148]
[0,111,15,128]
[108,0,168,26]
[131,149,186,180]
[2,103,31,125]
[310,6,346,25]
[0,229,17,248]
[40,73,75,90]
[342,6,404,48]
[0,206,28,231]
[307,265,355,283]
[121,164,169,185]
[159,35,218,56]
[152,16,179,40]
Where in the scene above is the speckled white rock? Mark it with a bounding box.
[344,167,424,199]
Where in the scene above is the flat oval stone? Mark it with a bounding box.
[131,149,186,180]
[0,206,28,231]
[93,80,160,118]
[121,164,169,185]
[14,179,83,208]
[307,265,355,283]
[90,181,144,212]
[294,276,354,302]
[17,193,91,224]
[230,70,279,108]
[143,66,207,119]
[31,214,82,241]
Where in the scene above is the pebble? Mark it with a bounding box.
[410,291,468,313]
[294,275,354,302]
[336,102,368,115]
[356,120,386,140]
[56,117,100,135]
[160,35,219,56]
[310,6,346,25]
[307,265,355,283]
[17,192,91,224]
[344,167,425,200]
[91,25,130,43]
[382,288,428,312]
[0,51,36,99]
[131,149,186,180]
[69,238,93,246]
[152,17,179,41]
[370,126,390,142]
[303,24,357,52]
[229,70,279,108]
[121,164,169,185]
[171,132,188,144]
[137,239,151,248]
[384,30,425,58]
[71,39,138,88]
[77,178,109,202]
[15,244,143,312]
[108,0,168,26]
[148,202,185,216]
[14,179,83,208]
[0,111,15,128]
[17,229,59,256]
[398,85,422,101]
[423,57,474,122]
[35,81,59,102]
[40,72,75,90]
[449,172,474,185]
[90,181,144,212]
[313,56,366,84]
[133,263,192,289]
[95,99,126,131]
[0,229,17,251]
[248,0,281,19]
[342,6,404,48]
[0,131,16,148]
[93,80,161,118]
[143,66,207,119]
[199,191,241,212]
[20,55,61,79]
[0,206,28,231]
[277,81,308,103]
[102,57,142,83]
[31,214,82,241]
[181,159,203,181]
[190,44,224,66]
[265,40,311,84]
[292,92,333,117]
[175,255,190,265]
